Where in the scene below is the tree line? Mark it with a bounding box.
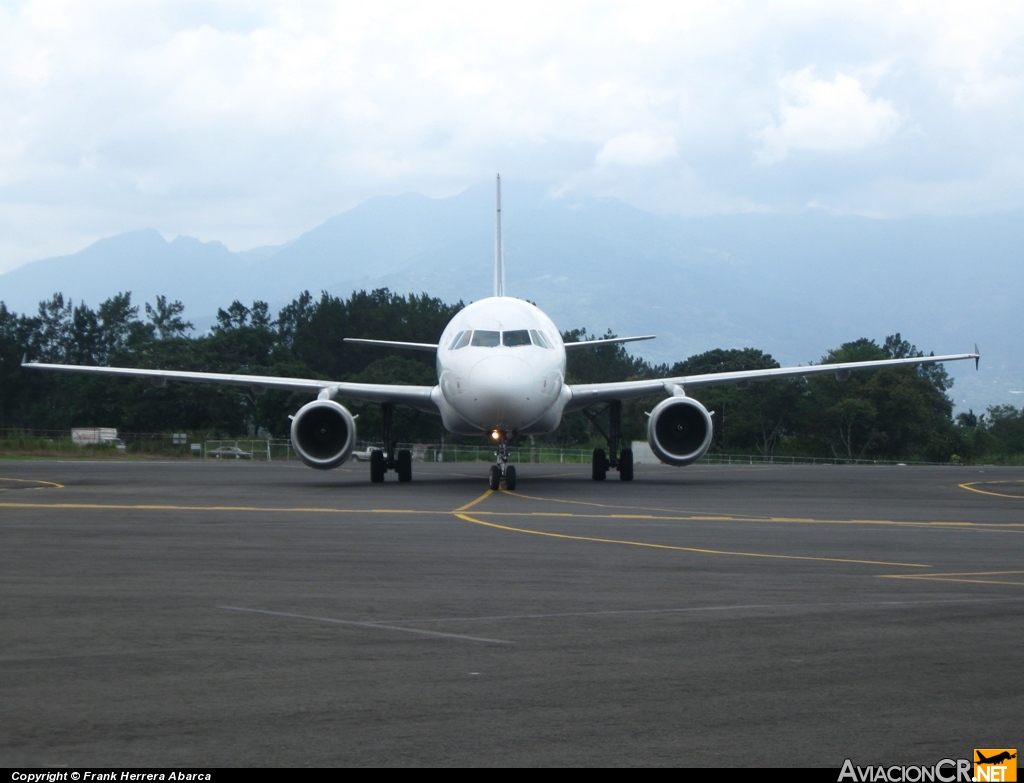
[1,290,1019,463]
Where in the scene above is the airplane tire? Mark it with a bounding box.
[619,448,634,481]
[592,448,608,481]
[370,449,386,483]
[488,465,501,491]
[397,449,412,482]
[505,465,516,491]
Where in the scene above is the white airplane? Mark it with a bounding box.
[24,177,980,489]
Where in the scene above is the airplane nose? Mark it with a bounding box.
[465,355,537,428]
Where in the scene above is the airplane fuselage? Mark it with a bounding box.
[433,297,569,436]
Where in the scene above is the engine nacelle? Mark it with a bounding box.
[647,396,714,466]
[290,399,357,470]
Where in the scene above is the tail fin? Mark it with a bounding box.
[494,174,505,297]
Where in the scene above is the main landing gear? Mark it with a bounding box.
[583,400,634,482]
[487,431,517,491]
[369,403,412,483]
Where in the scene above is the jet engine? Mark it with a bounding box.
[290,400,357,470]
[647,396,714,466]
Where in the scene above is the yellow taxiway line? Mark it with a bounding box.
[6,474,1023,575]
[453,511,931,568]
[959,480,1024,500]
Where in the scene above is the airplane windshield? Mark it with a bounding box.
[502,330,531,347]
[450,329,553,349]
[530,329,553,349]
[470,330,501,347]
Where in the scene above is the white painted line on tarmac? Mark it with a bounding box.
[218,605,513,645]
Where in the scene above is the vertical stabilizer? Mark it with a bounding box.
[494,174,505,298]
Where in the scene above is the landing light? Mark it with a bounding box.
[490,430,502,441]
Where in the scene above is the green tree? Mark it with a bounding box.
[983,405,1024,458]
[145,295,192,339]
[0,303,42,427]
[797,336,956,460]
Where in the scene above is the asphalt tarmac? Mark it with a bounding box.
[1,459,1021,767]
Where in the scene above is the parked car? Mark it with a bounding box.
[208,446,253,460]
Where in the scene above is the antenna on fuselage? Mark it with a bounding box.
[494,174,505,298]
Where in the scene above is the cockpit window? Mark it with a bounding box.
[502,329,532,347]
[452,329,552,349]
[470,330,500,347]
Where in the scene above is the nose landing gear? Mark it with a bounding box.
[488,431,517,490]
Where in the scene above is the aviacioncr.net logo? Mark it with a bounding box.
[838,759,973,782]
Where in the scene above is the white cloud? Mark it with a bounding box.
[911,0,1024,109]
[0,1,1022,272]
[596,132,678,168]
[755,68,902,163]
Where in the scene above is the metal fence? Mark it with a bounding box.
[0,428,972,468]
[197,439,970,468]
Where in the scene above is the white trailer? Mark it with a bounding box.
[72,427,124,449]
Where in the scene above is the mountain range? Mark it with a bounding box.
[1,181,1020,412]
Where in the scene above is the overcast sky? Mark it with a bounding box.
[1,0,1021,273]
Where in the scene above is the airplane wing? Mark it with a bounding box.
[342,338,439,352]
[565,351,980,412]
[21,360,440,414]
[564,335,656,350]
